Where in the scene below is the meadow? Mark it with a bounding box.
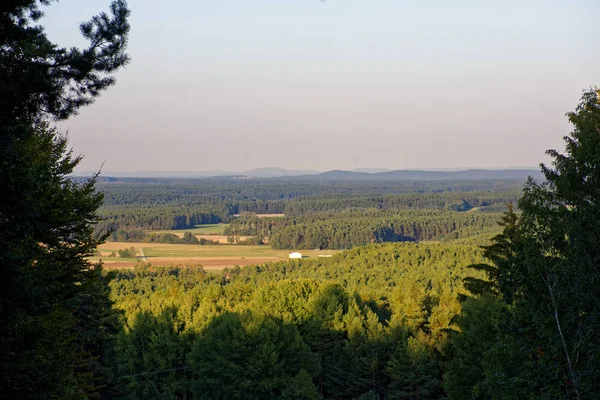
[149,223,229,236]
[143,223,253,243]
[94,242,337,270]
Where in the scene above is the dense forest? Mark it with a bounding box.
[282,191,518,216]
[96,188,518,243]
[106,243,486,399]
[225,210,504,249]
[96,180,525,206]
[2,1,598,398]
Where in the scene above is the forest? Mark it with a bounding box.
[223,209,503,249]
[106,243,487,399]
[1,1,599,399]
[95,186,518,244]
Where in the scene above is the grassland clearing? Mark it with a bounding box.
[145,224,244,242]
[93,242,338,270]
[145,233,252,244]
[148,223,229,236]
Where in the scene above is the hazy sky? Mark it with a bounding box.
[44,0,599,172]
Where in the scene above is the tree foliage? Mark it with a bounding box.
[0,1,130,397]
[447,88,600,399]
[106,242,486,399]
[1,0,130,121]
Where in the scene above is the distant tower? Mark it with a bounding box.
[401,153,404,171]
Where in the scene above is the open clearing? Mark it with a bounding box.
[146,224,254,242]
[148,223,229,236]
[94,242,338,270]
[145,234,252,244]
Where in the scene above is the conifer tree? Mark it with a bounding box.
[516,88,600,398]
[0,1,130,397]
[448,88,600,399]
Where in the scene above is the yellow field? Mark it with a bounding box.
[94,242,337,270]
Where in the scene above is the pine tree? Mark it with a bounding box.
[0,1,130,397]
[188,312,320,400]
[515,88,600,398]
[387,337,440,400]
[449,88,600,399]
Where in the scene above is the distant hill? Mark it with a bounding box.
[303,170,373,180]
[86,167,542,182]
[374,169,543,180]
[351,168,392,173]
[88,170,233,178]
[88,168,320,179]
[243,167,320,178]
[292,169,543,181]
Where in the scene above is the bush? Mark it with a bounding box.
[182,231,199,244]
[118,247,136,258]
[236,236,264,246]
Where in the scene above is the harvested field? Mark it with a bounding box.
[93,242,338,270]
[99,257,278,270]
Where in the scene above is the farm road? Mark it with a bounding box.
[139,248,148,262]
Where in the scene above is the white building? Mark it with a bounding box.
[289,252,303,259]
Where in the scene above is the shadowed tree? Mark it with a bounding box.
[0,1,130,398]
[188,312,321,400]
[447,88,600,399]
[1,0,130,122]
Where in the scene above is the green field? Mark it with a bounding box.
[93,242,338,269]
[141,245,336,259]
[98,257,141,262]
[148,223,229,236]
[97,243,141,252]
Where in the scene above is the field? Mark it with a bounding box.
[146,223,254,243]
[149,223,229,236]
[94,242,337,270]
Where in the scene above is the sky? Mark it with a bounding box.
[43,0,600,173]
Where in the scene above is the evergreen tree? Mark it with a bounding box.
[0,1,130,397]
[114,309,187,400]
[1,0,130,121]
[188,312,321,399]
[448,88,600,399]
[387,337,440,400]
[515,88,600,398]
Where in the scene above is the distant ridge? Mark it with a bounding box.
[375,168,542,180]
[86,167,321,179]
[84,167,542,181]
[289,168,543,181]
[243,167,320,178]
[351,168,392,173]
[87,170,232,178]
